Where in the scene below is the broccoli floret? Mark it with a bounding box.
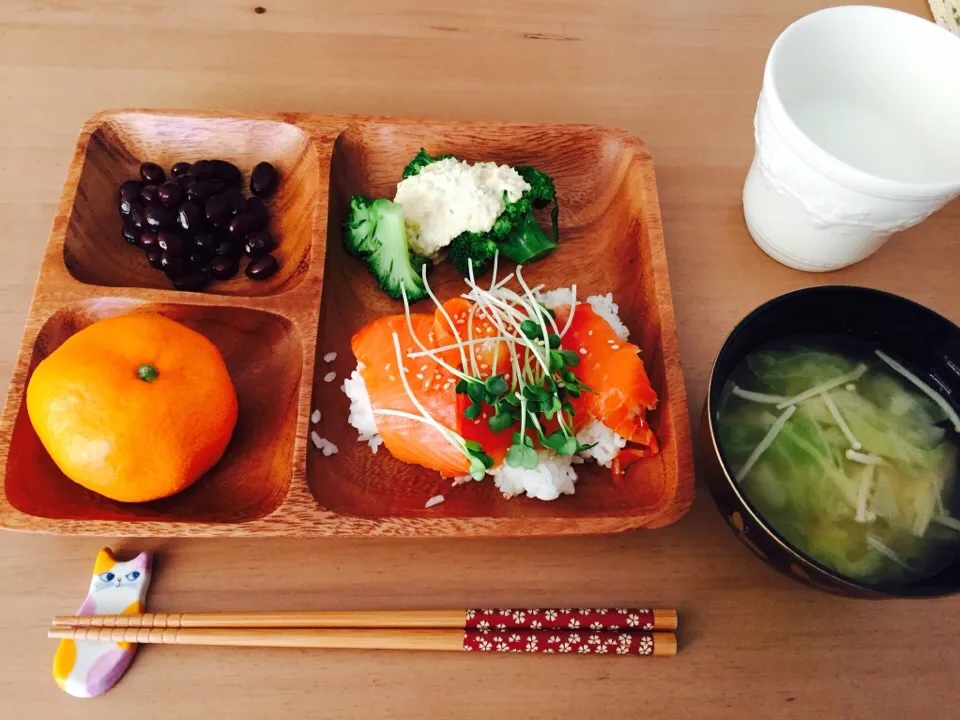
[342,195,379,257]
[449,231,498,275]
[492,165,559,263]
[344,197,429,302]
[515,166,556,208]
[497,203,558,264]
[490,194,532,240]
[402,148,454,179]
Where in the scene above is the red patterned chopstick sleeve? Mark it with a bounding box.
[464,608,656,632]
[463,629,660,655]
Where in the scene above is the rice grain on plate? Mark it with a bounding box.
[424,494,445,508]
[310,431,339,456]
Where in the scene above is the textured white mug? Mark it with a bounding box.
[743,5,960,272]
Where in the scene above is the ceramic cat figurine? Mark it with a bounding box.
[52,548,152,698]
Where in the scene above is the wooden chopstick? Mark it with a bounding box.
[52,608,678,632]
[48,626,677,656]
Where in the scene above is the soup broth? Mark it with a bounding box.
[717,336,960,586]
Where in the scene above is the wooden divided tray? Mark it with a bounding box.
[0,109,693,537]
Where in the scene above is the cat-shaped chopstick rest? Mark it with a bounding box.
[52,548,152,698]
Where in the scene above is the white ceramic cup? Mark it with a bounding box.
[743,5,960,272]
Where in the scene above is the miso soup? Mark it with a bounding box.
[716,336,960,586]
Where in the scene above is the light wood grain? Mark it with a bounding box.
[47,626,676,656]
[1,0,958,718]
[49,626,470,652]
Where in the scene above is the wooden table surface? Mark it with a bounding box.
[1,1,958,718]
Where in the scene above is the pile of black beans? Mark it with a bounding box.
[118,159,281,291]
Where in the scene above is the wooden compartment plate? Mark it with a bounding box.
[0,109,692,537]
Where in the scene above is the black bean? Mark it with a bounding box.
[144,202,175,229]
[205,193,231,223]
[129,202,147,229]
[209,255,239,280]
[228,212,258,238]
[122,224,139,245]
[246,196,267,226]
[212,159,243,187]
[119,180,142,204]
[119,196,135,216]
[140,162,165,184]
[186,180,206,201]
[160,253,186,279]
[146,250,165,269]
[173,271,210,292]
[212,215,234,232]
[170,162,192,178]
[137,230,160,251]
[188,178,225,202]
[177,201,204,232]
[250,161,278,198]
[245,254,279,280]
[139,184,159,204]
[157,181,182,207]
[223,188,247,216]
[244,230,275,257]
[193,231,217,255]
[214,239,243,260]
[187,251,211,268]
[191,241,215,262]
[158,230,187,256]
[189,159,215,180]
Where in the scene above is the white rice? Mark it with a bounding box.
[490,450,578,501]
[539,290,630,340]
[311,409,321,424]
[324,371,337,383]
[576,419,627,468]
[310,432,339,456]
[424,494,445,508]
[324,351,337,363]
[539,288,574,311]
[342,366,383,453]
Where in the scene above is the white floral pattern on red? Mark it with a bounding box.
[464,608,655,632]
[463,630,659,655]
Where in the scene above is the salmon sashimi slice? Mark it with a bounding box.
[351,314,470,477]
[556,303,659,449]
[433,298,511,379]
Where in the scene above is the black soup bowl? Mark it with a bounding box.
[700,286,960,598]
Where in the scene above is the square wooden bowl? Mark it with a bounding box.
[0,109,692,536]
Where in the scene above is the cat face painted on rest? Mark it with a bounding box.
[91,554,149,594]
